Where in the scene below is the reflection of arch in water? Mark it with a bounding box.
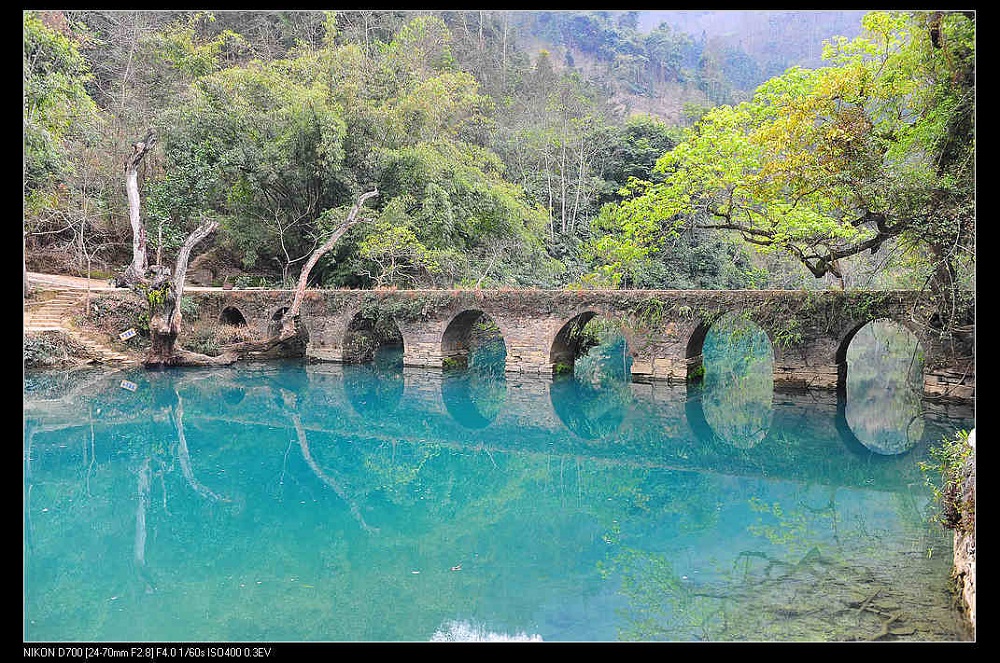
[441,310,507,371]
[692,314,775,449]
[220,385,246,406]
[838,319,925,455]
[550,312,631,381]
[441,371,507,429]
[833,395,917,461]
[549,374,629,440]
[342,360,404,418]
[683,384,715,445]
[343,310,404,365]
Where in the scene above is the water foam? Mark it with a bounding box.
[430,619,543,642]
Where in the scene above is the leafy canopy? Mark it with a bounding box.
[23,11,98,200]
[588,11,974,287]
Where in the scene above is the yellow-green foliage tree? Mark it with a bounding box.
[588,11,974,324]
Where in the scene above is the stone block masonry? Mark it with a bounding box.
[179,288,974,404]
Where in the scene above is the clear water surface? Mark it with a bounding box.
[23,323,974,643]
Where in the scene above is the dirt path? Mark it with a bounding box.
[26,271,116,290]
[25,271,221,292]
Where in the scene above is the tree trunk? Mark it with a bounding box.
[120,130,155,287]
[144,218,232,368]
[279,189,379,339]
[560,137,567,234]
[23,235,30,298]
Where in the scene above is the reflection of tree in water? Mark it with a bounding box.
[846,320,924,455]
[280,388,379,533]
[26,372,238,597]
[361,439,443,504]
[701,316,774,449]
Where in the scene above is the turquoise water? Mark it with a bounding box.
[23,344,973,642]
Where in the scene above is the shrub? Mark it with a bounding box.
[921,429,975,534]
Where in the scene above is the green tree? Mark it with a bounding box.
[152,13,551,289]
[358,221,439,288]
[23,11,98,198]
[593,11,974,320]
[23,11,102,290]
[156,60,350,281]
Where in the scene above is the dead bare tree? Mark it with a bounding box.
[278,189,379,339]
[118,129,155,288]
[221,189,378,361]
[143,217,231,367]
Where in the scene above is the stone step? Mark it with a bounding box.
[25,289,136,364]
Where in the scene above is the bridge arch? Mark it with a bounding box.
[219,306,248,327]
[688,313,775,449]
[834,316,925,393]
[216,305,259,344]
[343,309,404,364]
[549,309,632,380]
[441,309,507,370]
[837,318,925,455]
[267,306,290,337]
[684,320,712,383]
[550,311,599,373]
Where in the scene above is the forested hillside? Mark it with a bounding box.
[23,10,974,316]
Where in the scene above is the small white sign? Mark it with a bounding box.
[119,328,137,341]
[120,380,138,392]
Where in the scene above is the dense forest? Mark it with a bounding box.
[23,10,974,323]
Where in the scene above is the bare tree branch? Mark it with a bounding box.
[285,189,378,323]
[121,129,155,286]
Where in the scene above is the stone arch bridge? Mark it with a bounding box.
[182,288,974,403]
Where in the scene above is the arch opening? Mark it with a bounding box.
[343,309,404,367]
[842,319,925,455]
[694,314,775,449]
[441,310,507,374]
[550,312,631,384]
[267,306,290,337]
[219,306,248,327]
[216,306,258,345]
